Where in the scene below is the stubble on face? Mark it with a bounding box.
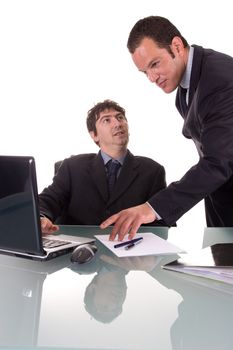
[131,37,188,93]
[94,109,129,156]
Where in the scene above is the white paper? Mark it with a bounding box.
[164,265,233,285]
[95,232,185,257]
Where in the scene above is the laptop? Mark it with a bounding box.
[0,155,95,260]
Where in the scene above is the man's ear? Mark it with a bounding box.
[89,131,99,144]
[171,36,185,55]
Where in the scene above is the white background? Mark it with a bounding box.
[1,0,232,230]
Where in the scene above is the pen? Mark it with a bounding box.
[125,239,143,250]
[113,237,143,248]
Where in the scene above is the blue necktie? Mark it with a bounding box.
[106,160,121,196]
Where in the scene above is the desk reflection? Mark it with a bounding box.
[70,227,233,349]
[0,254,70,347]
[70,231,173,324]
[1,225,233,349]
[151,266,233,350]
[150,227,233,350]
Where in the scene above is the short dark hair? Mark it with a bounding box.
[86,99,126,135]
[127,16,188,56]
[84,273,127,323]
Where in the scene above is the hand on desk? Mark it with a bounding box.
[40,217,59,234]
[100,203,156,241]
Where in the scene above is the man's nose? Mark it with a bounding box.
[147,70,158,83]
[112,117,121,126]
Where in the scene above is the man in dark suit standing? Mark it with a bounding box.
[39,99,166,233]
[101,16,233,240]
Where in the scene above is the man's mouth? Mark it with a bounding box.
[113,130,125,136]
[157,79,166,89]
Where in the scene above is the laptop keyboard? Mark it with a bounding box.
[42,237,70,249]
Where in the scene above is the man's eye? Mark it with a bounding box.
[151,61,158,69]
[103,118,110,123]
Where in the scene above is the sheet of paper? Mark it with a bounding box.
[95,232,185,257]
[164,265,233,285]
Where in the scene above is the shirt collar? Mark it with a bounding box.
[180,46,194,90]
[100,150,127,166]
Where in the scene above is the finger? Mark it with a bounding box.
[109,223,120,241]
[127,220,141,240]
[47,225,59,234]
[109,214,131,241]
[40,218,48,229]
[42,224,59,235]
[42,227,52,234]
[117,216,138,240]
[100,213,119,229]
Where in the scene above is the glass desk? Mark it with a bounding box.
[1,225,233,350]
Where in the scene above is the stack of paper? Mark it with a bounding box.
[163,246,233,285]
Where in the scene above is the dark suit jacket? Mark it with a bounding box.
[39,150,166,225]
[148,45,233,227]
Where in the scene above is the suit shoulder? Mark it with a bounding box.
[63,153,98,164]
[201,47,233,85]
[55,153,98,173]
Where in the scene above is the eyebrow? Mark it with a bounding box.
[98,112,123,121]
[139,58,158,73]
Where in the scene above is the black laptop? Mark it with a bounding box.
[0,155,95,260]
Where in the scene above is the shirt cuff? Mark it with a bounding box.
[146,202,162,220]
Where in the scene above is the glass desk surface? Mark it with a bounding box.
[1,225,233,350]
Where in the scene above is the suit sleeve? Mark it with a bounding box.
[38,160,71,221]
[148,87,233,226]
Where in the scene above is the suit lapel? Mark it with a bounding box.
[188,45,204,103]
[175,45,204,118]
[90,152,108,202]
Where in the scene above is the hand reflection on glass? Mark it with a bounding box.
[99,254,161,272]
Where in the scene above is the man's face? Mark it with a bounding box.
[90,108,129,150]
[131,37,187,93]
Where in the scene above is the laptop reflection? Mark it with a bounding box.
[0,254,70,347]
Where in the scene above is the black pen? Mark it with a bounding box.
[125,239,143,250]
[113,237,143,248]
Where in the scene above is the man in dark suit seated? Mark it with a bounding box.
[39,99,167,234]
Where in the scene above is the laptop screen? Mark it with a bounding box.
[0,156,44,256]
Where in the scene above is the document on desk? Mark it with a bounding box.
[95,232,185,257]
[164,264,233,285]
[163,246,233,285]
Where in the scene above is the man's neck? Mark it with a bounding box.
[101,147,127,160]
